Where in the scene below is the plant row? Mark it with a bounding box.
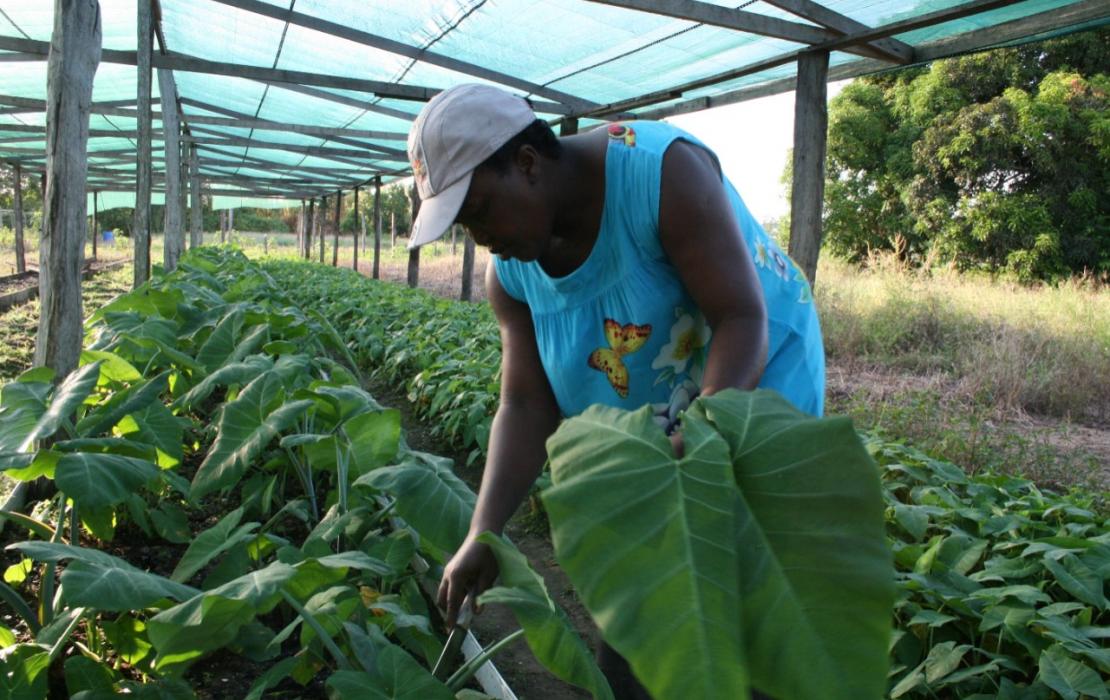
[263,260,499,467]
[266,260,1109,698]
[0,248,611,699]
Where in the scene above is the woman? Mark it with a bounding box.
[407,83,824,698]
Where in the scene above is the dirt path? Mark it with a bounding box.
[367,377,593,700]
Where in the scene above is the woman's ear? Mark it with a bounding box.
[515,144,541,183]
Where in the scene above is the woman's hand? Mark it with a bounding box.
[437,534,500,629]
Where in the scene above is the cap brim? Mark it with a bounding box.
[407,171,472,250]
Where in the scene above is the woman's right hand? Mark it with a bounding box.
[438,534,500,629]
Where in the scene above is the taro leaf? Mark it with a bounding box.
[151,501,192,544]
[695,389,893,700]
[1037,645,1109,700]
[243,657,298,700]
[8,541,198,610]
[75,371,169,437]
[170,507,258,583]
[300,585,361,646]
[0,643,50,700]
[543,403,746,700]
[80,349,141,384]
[326,643,455,700]
[1043,554,1109,610]
[53,437,156,461]
[344,409,402,476]
[923,641,972,683]
[64,655,118,695]
[15,361,102,452]
[148,562,297,672]
[190,371,314,501]
[195,306,245,373]
[102,615,153,666]
[171,354,273,411]
[477,532,614,700]
[116,400,185,469]
[73,677,197,699]
[314,551,393,577]
[54,452,161,509]
[365,530,417,576]
[355,450,475,561]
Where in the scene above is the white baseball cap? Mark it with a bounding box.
[406,84,537,249]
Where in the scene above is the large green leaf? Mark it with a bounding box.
[147,562,297,672]
[694,389,893,700]
[54,452,161,508]
[75,371,169,437]
[1037,645,1109,699]
[344,409,402,476]
[0,644,50,700]
[543,403,745,700]
[190,371,314,500]
[14,362,102,452]
[171,355,273,411]
[326,642,455,700]
[195,307,245,373]
[116,400,185,469]
[477,533,614,700]
[8,541,198,609]
[170,507,258,583]
[355,450,475,560]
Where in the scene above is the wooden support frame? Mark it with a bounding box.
[372,175,382,280]
[318,194,326,264]
[188,143,202,248]
[159,68,184,271]
[13,161,25,273]
[35,0,101,380]
[305,197,314,259]
[460,233,476,302]
[407,185,420,288]
[332,190,341,267]
[208,0,597,112]
[788,50,829,288]
[352,185,359,273]
[133,0,153,287]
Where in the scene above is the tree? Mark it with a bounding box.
[821,28,1109,280]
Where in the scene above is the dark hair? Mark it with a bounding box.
[479,119,561,174]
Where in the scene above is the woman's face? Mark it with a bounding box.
[454,149,552,262]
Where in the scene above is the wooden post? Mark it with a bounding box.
[788,50,830,289]
[352,185,359,272]
[179,134,188,249]
[318,195,326,263]
[332,190,340,267]
[451,224,457,256]
[559,117,579,136]
[188,143,201,248]
[298,199,305,255]
[390,211,395,249]
[13,162,25,274]
[91,190,98,259]
[219,210,226,243]
[159,68,183,271]
[407,183,420,288]
[133,0,152,287]
[460,232,475,302]
[228,207,234,236]
[35,0,101,380]
[372,175,382,280]
[305,198,314,259]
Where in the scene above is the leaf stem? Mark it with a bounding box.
[279,589,352,670]
[446,628,525,691]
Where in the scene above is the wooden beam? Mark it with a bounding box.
[332,190,340,267]
[305,198,314,259]
[788,51,829,288]
[461,234,476,302]
[182,112,408,142]
[372,175,382,280]
[159,68,184,271]
[189,143,202,248]
[586,0,877,53]
[209,0,597,112]
[408,185,420,288]
[352,185,359,272]
[256,81,419,121]
[760,0,914,62]
[12,161,25,273]
[133,0,152,287]
[36,0,101,380]
[185,130,404,164]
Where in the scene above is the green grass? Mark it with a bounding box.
[817,254,1109,489]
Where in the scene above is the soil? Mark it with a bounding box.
[0,271,36,297]
[367,376,594,700]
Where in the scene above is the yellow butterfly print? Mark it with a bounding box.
[587,318,652,398]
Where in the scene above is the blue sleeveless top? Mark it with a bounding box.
[494,121,824,424]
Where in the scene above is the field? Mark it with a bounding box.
[1,238,1107,699]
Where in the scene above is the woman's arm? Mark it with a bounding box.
[658,139,768,398]
[437,261,561,627]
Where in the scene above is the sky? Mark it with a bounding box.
[667,80,849,224]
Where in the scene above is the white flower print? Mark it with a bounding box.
[651,310,711,375]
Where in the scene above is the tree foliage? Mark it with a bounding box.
[823,29,1109,280]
